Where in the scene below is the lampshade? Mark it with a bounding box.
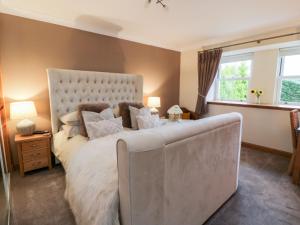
[147,97,161,108]
[167,105,183,114]
[10,101,37,120]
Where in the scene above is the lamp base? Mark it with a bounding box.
[150,107,159,114]
[16,119,35,136]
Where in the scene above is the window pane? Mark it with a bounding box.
[219,79,249,101]
[283,55,300,76]
[280,79,300,103]
[220,60,251,79]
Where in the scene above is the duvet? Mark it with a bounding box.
[64,131,132,225]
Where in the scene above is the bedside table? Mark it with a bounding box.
[15,133,52,176]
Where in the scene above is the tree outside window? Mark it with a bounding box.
[278,54,300,105]
[216,60,252,101]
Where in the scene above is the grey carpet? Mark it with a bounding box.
[10,147,300,225]
[10,167,75,225]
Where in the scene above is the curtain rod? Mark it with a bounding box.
[199,31,300,53]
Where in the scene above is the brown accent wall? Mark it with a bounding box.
[0,13,180,165]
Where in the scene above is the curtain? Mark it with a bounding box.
[195,49,223,115]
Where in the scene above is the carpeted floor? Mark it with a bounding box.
[10,147,300,225]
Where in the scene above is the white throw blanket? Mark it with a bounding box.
[65,131,131,225]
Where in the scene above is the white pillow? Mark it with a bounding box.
[129,106,151,130]
[82,108,114,124]
[60,111,80,126]
[136,114,161,129]
[85,117,123,140]
[62,125,81,138]
[99,108,115,120]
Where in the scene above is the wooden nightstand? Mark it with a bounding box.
[15,133,52,176]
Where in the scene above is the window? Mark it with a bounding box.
[215,54,252,101]
[278,48,300,105]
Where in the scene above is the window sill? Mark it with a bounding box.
[207,100,300,111]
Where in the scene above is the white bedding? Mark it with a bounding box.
[53,121,191,225]
[54,129,133,225]
[53,131,88,169]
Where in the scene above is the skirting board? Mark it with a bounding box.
[242,142,292,158]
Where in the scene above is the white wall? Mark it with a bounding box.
[180,46,295,153]
[180,50,198,111]
[208,105,292,152]
[248,49,279,104]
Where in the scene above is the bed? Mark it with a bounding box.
[47,68,242,225]
[48,68,145,224]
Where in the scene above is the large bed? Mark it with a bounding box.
[47,68,242,225]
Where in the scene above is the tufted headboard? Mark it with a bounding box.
[47,68,143,134]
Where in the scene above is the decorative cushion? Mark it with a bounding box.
[62,125,81,138]
[78,103,110,137]
[182,112,191,120]
[136,114,161,129]
[82,108,114,123]
[129,106,151,130]
[85,117,123,140]
[118,102,144,128]
[99,108,115,120]
[60,111,80,126]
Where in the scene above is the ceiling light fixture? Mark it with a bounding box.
[148,0,167,8]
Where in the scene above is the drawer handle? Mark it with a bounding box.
[31,144,37,147]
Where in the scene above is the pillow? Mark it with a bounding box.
[61,125,81,138]
[118,102,144,128]
[129,106,151,130]
[82,108,114,123]
[182,112,191,120]
[99,108,115,120]
[85,117,123,140]
[78,103,110,137]
[60,111,80,126]
[136,114,161,129]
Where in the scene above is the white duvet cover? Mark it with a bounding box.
[53,121,191,225]
[55,130,133,225]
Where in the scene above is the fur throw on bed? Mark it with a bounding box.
[64,133,129,225]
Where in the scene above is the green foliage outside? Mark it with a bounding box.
[219,61,250,101]
[280,79,300,104]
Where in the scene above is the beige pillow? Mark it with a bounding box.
[78,103,110,137]
[118,102,144,128]
[60,111,80,126]
[85,117,123,140]
[129,106,151,130]
[61,125,81,138]
[136,114,161,129]
[81,108,114,123]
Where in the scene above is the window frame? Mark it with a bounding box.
[214,54,253,102]
[276,49,300,105]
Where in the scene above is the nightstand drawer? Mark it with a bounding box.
[22,139,48,152]
[24,158,48,172]
[22,149,48,162]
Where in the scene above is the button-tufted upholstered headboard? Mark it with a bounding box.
[47,68,143,134]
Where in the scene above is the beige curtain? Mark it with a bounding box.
[195,49,223,115]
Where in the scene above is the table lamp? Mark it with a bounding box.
[167,105,183,121]
[147,97,161,113]
[10,101,37,136]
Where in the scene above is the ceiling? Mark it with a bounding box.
[1,0,300,51]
